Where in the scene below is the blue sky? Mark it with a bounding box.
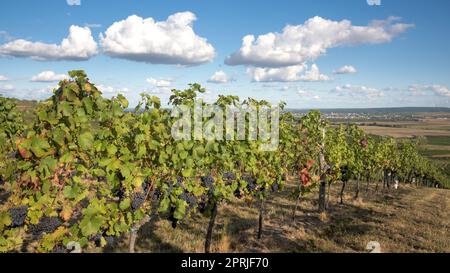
[0,0,449,108]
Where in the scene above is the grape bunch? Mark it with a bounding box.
[131,192,146,211]
[104,236,115,246]
[90,233,103,247]
[28,217,62,236]
[152,188,162,200]
[270,183,279,193]
[9,205,28,227]
[233,189,243,199]
[52,245,67,253]
[89,233,115,247]
[223,172,236,186]
[223,172,236,181]
[141,179,151,194]
[0,176,4,186]
[243,175,258,192]
[201,176,215,196]
[79,198,90,209]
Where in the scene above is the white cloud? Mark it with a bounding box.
[332,84,384,98]
[334,65,357,74]
[0,75,8,81]
[96,84,130,98]
[298,64,330,82]
[0,84,14,91]
[226,16,413,67]
[248,63,329,82]
[0,25,98,61]
[67,0,81,6]
[146,77,172,87]
[207,70,230,83]
[0,86,56,101]
[408,84,450,97]
[31,71,69,82]
[100,12,215,65]
[145,77,174,94]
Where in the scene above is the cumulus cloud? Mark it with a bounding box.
[100,12,215,65]
[146,77,172,87]
[96,84,130,98]
[0,25,98,61]
[334,65,357,75]
[145,77,174,94]
[248,63,329,82]
[0,86,57,101]
[409,84,450,97]
[332,84,384,98]
[31,71,69,82]
[207,70,231,83]
[0,84,14,91]
[226,16,413,68]
[67,0,81,6]
[0,75,8,81]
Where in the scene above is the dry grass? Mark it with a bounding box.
[109,179,450,253]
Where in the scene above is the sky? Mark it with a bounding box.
[0,0,449,109]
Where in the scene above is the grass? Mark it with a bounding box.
[107,178,450,253]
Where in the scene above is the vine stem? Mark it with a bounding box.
[128,215,151,253]
[205,202,218,253]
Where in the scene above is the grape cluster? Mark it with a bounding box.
[141,179,150,194]
[223,172,236,185]
[52,245,67,253]
[233,189,243,199]
[201,176,214,188]
[152,188,162,200]
[131,192,146,211]
[79,198,90,209]
[89,233,115,247]
[201,176,215,196]
[9,205,28,227]
[28,217,62,236]
[104,236,115,246]
[270,183,279,193]
[97,176,107,183]
[90,233,103,247]
[0,176,4,186]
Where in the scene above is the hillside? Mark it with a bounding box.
[109,180,450,253]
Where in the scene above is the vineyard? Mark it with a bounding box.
[0,71,448,253]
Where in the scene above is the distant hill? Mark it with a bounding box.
[286,107,450,114]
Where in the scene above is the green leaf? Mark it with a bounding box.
[78,131,94,150]
[119,198,131,211]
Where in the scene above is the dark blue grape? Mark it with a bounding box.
[131,192,146,211]
[234,189,243,199]
[9,205,28,227]
[201,176,214,188]
[29,217,62,236]
[223,172,236,181]
[271,183,279,192]
[52,245,67,253]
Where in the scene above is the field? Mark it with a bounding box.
[346,113,450,159]
[108,179,450,253]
